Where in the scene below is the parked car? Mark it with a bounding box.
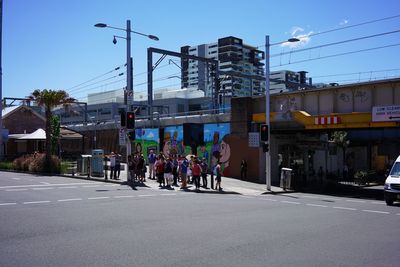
[384,156,400,206]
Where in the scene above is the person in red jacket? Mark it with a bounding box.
[192,158,202,190]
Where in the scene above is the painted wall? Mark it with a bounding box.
[133,123,232,175]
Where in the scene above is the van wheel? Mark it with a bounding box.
[385,198,394,206]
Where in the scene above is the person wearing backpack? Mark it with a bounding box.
[179,157,189,189]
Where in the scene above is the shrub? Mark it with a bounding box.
[13,155,33,171]
[29,154,61,174]
[13,153,61,174]
[0,161,14,170]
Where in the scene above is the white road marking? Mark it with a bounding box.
[239,196,254,199]
[397,213,400,216]
[281,200,301,205]
[104,184,119,187]
[58,186,77,189]
[58,198,82,202]
[306,204,328,208]
[0,182,102,189]
[6,188,28,192]
[370,201,385,205]
[261,198,277,202]
[32,187,54,190]
[362,210,390,214]
[160,193,177,196]
[300,195,319,199]
[82,185,101,188]
[0,202,17,206]
[113,195,135,199]
[333,206,357,211]
[346,199,366,203]
[23,201,51,204]
[87,197,110,200]
[40,182,51,185]
[12,178,20,180]
[138,194,155,197]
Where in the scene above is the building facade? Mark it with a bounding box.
[181,36,266,99]
[270,70,313,94]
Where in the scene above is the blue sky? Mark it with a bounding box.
[3,0,400,101]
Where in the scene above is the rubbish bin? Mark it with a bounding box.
[78,155,92,176]
[91,149,104,177]
[280,167,293,190]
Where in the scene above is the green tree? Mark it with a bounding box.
[331,131,350,176]
[29,89,75,169]
[51,115,61,155]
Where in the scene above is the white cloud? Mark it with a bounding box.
[281,26,313,48]
[290,26,304,36]
[340,19,349,25]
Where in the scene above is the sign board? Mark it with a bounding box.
[119,128,126,146]
[127,90,133,106]
[372,105,400,122]
[248,132,260,148]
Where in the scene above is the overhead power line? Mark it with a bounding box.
[67,64,125,90]
[313,68,400,78]
[271,29,400,57]
[258,14,400,48]
[68,73,125,94]
[271,43,400,68]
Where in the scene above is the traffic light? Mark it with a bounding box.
[127,130,135,140]
[260,124,269,142]
[262,143,269,153]
[126,111,135,129]
[120,110,126,127]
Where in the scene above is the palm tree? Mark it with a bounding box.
[331,131,350,178]
[29,89,75,166]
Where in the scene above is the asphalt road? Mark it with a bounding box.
[0,171,399,267]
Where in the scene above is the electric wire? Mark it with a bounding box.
[271,43,400,68]
[257,14,400,48]
[270,29,400,58]
[67,64,125,90]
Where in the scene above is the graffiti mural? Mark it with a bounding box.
[203,123,231,175]
[163,126,185,157]
[134,128,159,160]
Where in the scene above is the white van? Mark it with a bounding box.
[384,155,400,205]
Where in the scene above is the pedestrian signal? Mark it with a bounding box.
[260,124,269,142]
[262,143,269,153]
[126,111,135,129]
[128,131,135,140]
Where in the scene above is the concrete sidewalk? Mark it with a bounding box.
[64,163,290,196]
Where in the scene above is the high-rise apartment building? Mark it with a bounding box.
[270,70,314,94]
[181,36,265,98]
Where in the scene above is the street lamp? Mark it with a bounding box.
[95,20,158,182]
[94,20,159,112]
[265,35,299,191]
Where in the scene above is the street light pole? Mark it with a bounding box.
[94,20,158,182]
[265,35,271,191]
[265,35,300,191]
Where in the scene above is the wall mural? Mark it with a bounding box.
[163,126,185,157]
[134,123,231,175]
[203,123,231,175]
[134,128,159,160]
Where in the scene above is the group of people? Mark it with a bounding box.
[103,152,121,180]
[127,153,147,182]
[150,150,223,191]
[104,149,224,191]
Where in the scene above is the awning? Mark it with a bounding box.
[18,128,46,140]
